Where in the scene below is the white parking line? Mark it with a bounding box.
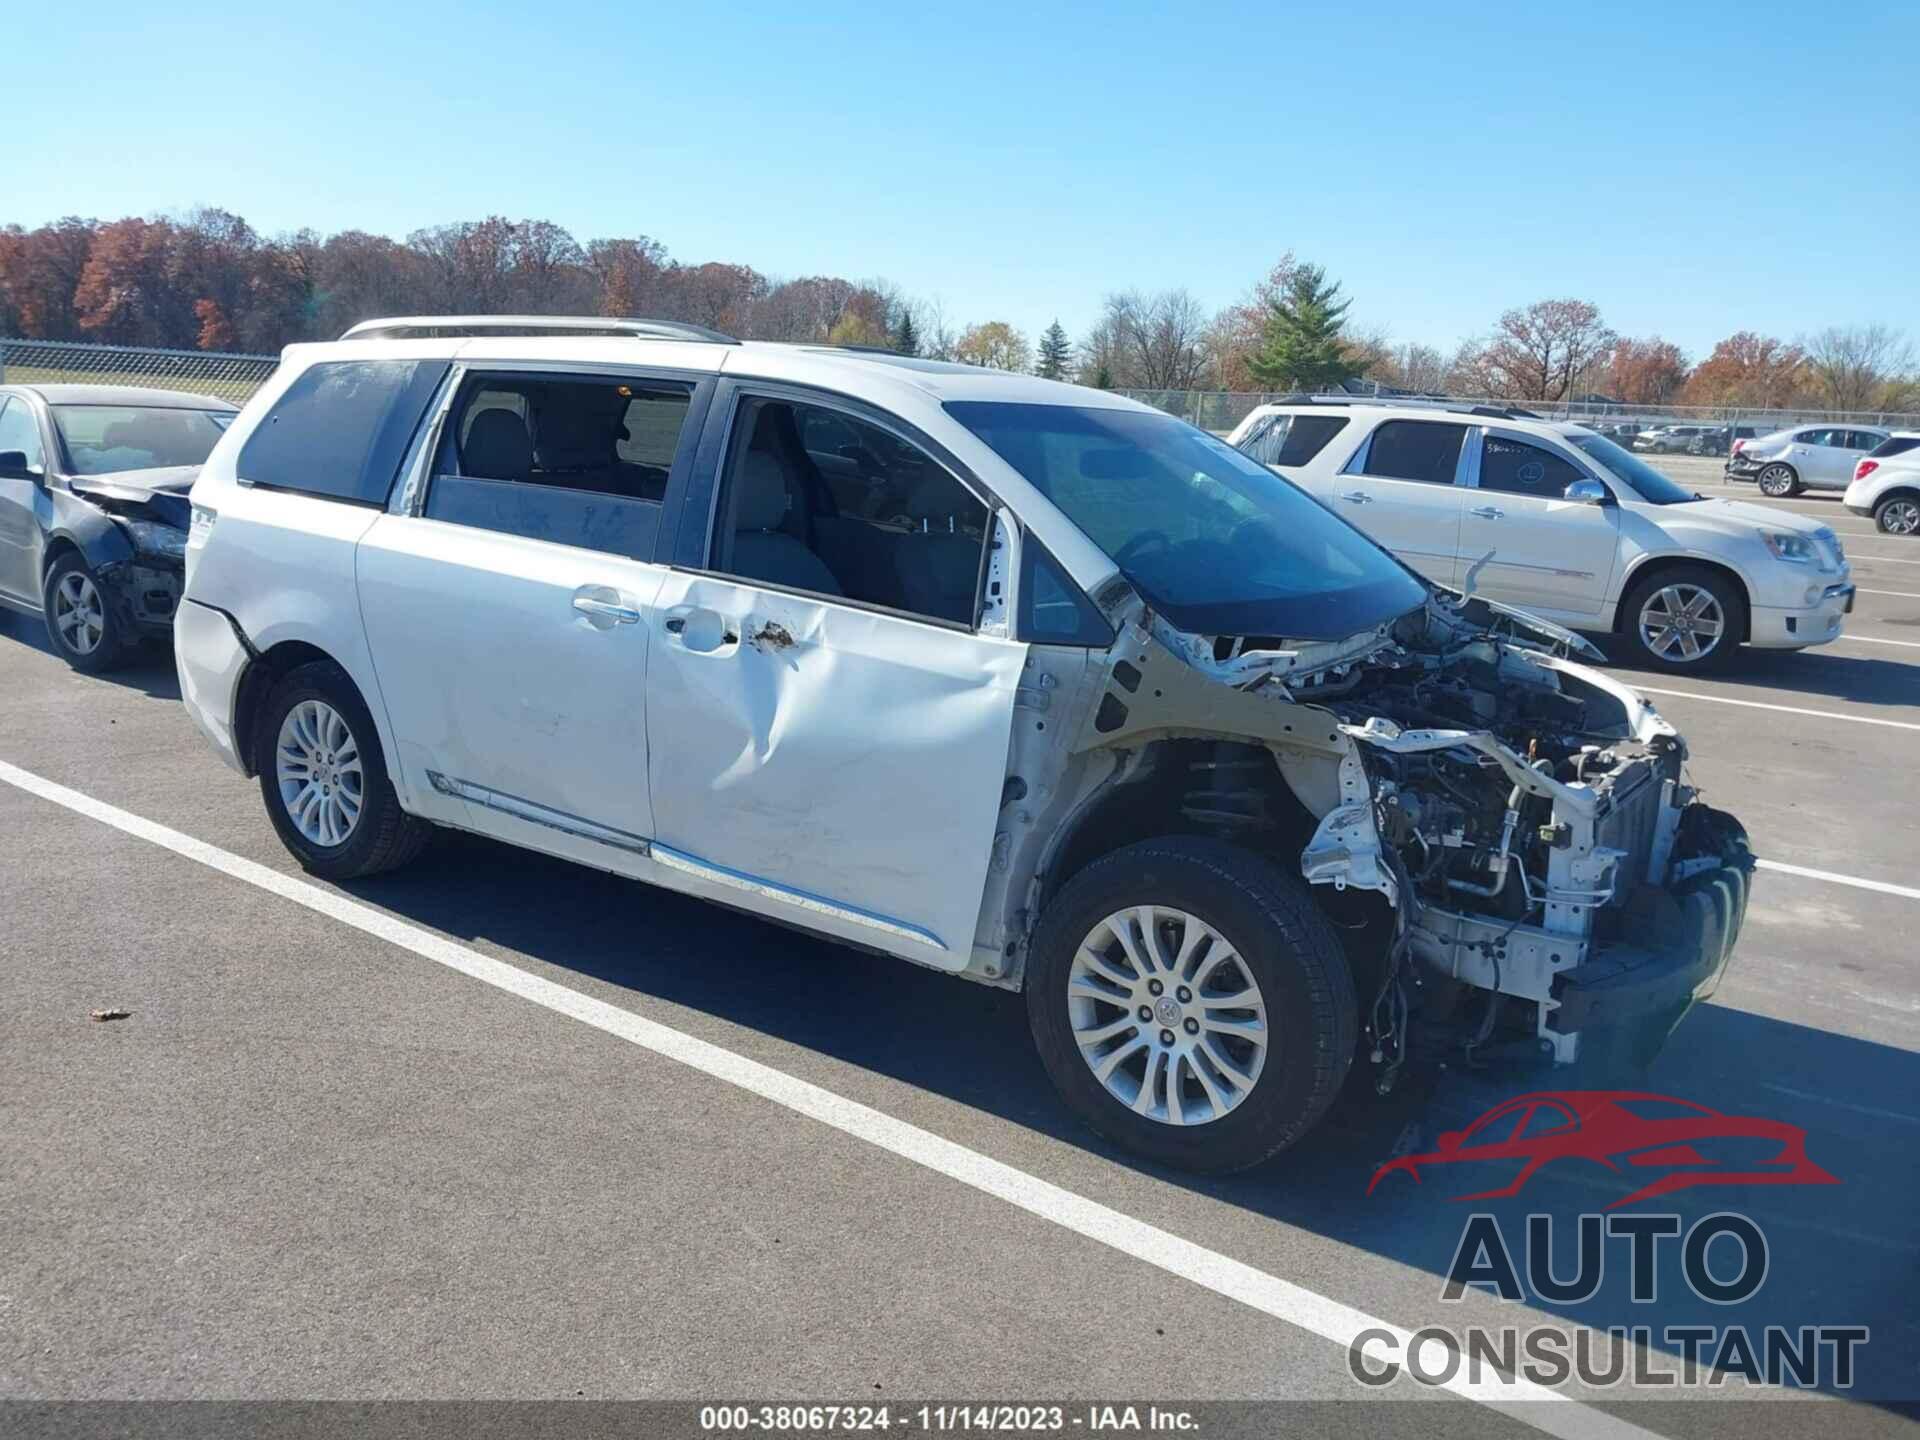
[1854,588,1920,600]
[1755,858,1920,901]
[1633,686,1920,731]
[1759,1083,1920,1127]
[1831,633,1920,649]
[0,757,1658,1440]
[1849,553,1920,565]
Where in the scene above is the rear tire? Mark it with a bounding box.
[1025,837,1357,1173]
[1618,565,1743,673]
[1874,495,1920,536]
[255,661,432,880]
[1756,464,1800,497]
[43,552,132,673]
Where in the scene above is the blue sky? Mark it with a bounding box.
[9,1,1917,359]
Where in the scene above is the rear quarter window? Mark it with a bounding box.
[1240,413,1350,468]
[1868,436,1920,460]
[238,359,449,505]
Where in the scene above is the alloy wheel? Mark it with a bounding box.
[1067,906,1268,1126]
[52,571,105,656]
[1758,466,1795,497]
[1879,500,1920,536]
[1639,583,1726,664]
[275,700,365,847]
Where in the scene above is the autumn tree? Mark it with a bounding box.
[1455,299,1616,402]
[1606,337,1691,405]
[0,218,99,339]
[73,218,196,345]
[588,236,667,318]
[1036,320,1072,380]
[1680,332,1807,409]
[1246,264,1366,392]
[954,321,1032,371]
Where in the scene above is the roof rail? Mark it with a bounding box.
[1266,394,1549,423]
[339,315,740,344]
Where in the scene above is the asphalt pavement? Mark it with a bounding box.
[2,457,1916,1439]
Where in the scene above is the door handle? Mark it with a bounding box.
[571,587,640,627]
[1470,506,1505,519]
[1339,490,1373,505]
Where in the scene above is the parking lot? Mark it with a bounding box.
[3,453,1917,1437]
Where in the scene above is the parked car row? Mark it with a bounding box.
[0,320,1758,1173]
[1229,397,1855,672]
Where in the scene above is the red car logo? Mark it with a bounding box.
[1368,1091,1838,1209]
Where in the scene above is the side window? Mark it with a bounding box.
[1847,430,1882,452]
[1244,413,1350,468]
[0,398,45,472]
[1477,435,1588,499]
[712,397,990,626]
[425,372,692,562]
[1019,537,1113,646]
[1361,421,1467,484]
[1515,1103,1577,1141]
[238,360,449,505]
[1798,429,1836,448]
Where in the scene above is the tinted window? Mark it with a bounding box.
[52,404,228,475]
[1362,421,1467,484]
[240,360,448,504]
[1567,434,1699,506]
[425,372,691,561]
[1240,413,1351,468]
[1868,436,1920,460]
[0,397,44,472]
[714,398,989,626]
[1019,537,1113,645]
[946,401,1426,640]
[1845,430,1884,451]
[1478,435,1588,499]
[1797,429,1837,447]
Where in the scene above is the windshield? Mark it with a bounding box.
[1566,432,1699,505]
[945,402,1427,639]
[52,405,230,476]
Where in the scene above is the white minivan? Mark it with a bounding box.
[1229,399,1854,671]
[174,321,1754,1172]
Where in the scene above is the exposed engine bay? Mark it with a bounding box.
[993,587,1753,1086]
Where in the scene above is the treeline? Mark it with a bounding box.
[2,210,1914,413]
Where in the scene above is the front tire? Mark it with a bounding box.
[255,661,432,880]
[1619,566,1743,673]
[1874,495,1920,536]
[1025,838,1357,1173]
[43,552,131,673]
[1757,464,1800,497]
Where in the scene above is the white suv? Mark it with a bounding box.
[1843,432,1920,535]
[1229,399,1854,671]
[176,321,1753,1172]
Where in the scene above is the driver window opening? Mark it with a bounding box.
[709,397,989,627]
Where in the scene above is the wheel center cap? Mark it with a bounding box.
[1155,996,1182,1026]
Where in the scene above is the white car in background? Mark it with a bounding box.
[1229,398,1854,671]
[1844,433,1920,535]
[1725,424,1891,496]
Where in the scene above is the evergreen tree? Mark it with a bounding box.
[1245,263,1365,391]
[1036,319,1072,380]
[893,309,919,356]
[1093,363,1114,390]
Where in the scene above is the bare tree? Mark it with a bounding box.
[1104,289,1210,391]
[1802,325,1916,412]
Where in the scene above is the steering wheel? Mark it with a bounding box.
[1115,530,1171,567]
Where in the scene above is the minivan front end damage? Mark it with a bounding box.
[995,588,1751,1084]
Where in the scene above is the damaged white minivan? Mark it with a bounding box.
[177,317,1752,1171]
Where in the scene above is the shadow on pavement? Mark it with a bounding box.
[1598,642,1920,711]
[344,828,1920,1409]
[0,611,181,701]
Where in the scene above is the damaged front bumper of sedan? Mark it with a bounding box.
[987,586,1752,1081]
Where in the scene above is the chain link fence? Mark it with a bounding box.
[1120,387,1920,439]
[0,338,279,405]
